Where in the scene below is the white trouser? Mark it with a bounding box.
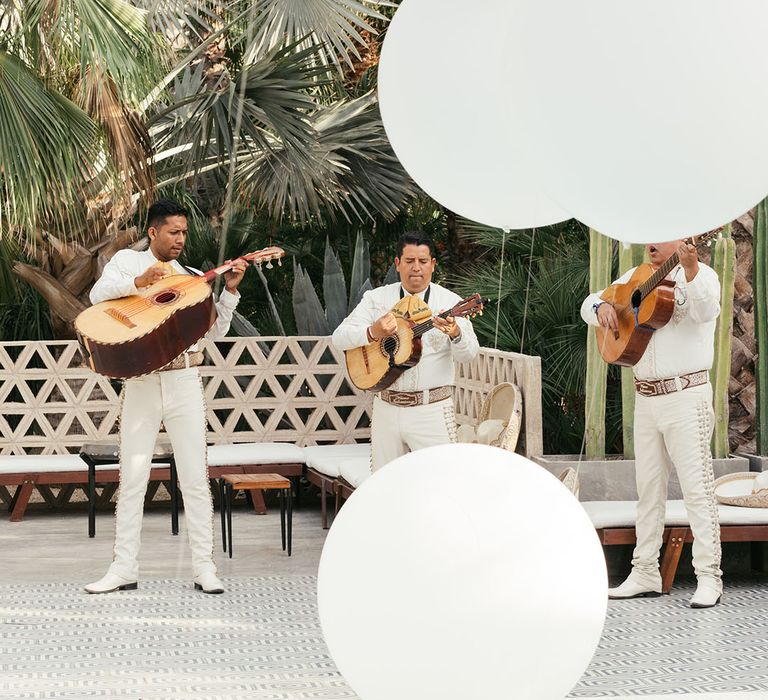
[632,382,722,588]
[108,367,216,580]
[371,396,458,472]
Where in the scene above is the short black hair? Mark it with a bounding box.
[146,200,189,230]
[396,230,436,258]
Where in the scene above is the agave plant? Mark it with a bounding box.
[292,232,377,335]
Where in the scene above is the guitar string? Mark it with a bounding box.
[108,254,276,318]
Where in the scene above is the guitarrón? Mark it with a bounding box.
[75,247,284,378]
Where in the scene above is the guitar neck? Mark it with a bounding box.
[411,309,452,339]
[639,252,680,299]
[201,259,242,283]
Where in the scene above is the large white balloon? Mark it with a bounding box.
[505,0,768,243]
[317,444,607,700]
[378,0,570,230]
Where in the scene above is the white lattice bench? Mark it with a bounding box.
[583,500,768,592]
[302,443,371,528]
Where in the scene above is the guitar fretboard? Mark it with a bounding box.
[411,310,452,339]
[638,252,680,300]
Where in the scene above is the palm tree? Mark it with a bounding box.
[0,0,415,338]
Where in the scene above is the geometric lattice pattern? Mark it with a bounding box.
[0,337,543,457]
[0,577,766,699]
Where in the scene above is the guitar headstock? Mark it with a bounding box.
[241,246,285,269]
[450,293,489,320]
[687,229,721,248]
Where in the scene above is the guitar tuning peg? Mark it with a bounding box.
[479,310,483,316]
[277,259,282,266]
[266,261,273,269]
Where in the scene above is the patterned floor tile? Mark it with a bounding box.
[1,577,767,698]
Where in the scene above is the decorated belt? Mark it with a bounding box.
[378,385,453,407]
[157,351,205,372]
[634,370,709,397]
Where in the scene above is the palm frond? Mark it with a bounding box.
[0,51,99,236]
[151,41,322,193]
[237,0,393,73]
[132,0,225,51]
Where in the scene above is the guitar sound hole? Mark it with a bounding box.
[381,336,399,357]
[631,289,642,309]
[152,290,180,305]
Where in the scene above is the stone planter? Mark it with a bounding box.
[533,454,751,501]
[737,453,768,473]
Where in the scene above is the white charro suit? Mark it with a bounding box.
[582,262,722,592]
[332,282,479,472]
[90,248,239,580]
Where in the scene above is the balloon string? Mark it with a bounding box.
[520,228,536,355]
[493,229,507,349]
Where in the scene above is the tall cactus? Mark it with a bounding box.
[755,200,768,455]
[618,243,646,459]
[710,223,736,459]
[585,229,613,459]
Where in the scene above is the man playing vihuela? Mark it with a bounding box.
[85,200,246,595]
[332,231,479,471]
[581,239,722,608]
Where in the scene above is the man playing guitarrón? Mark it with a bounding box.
[85,200,246,595]
[332,231,479,472]
[581,239,722,608]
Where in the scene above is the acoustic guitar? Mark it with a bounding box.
[75,247,284,379]
[596,233,717,366]
[344,293,487,391]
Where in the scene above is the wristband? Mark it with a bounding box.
[591,302,605,315]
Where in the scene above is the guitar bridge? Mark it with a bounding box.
[105,307,136,328]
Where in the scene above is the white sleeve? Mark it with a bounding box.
[89,251,140,304]
[205,288,240,339]
[685,264,720,323]
[332,289,379,351]
[450,316,480,362]
[580,268,634,327]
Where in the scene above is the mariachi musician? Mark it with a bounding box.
[85,200,246,596]
[581,238,722,608]
[332,231,479,472]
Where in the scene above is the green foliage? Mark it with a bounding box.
[453,219,624,455]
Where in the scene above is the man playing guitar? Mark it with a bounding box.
[581,239,722,608]
[84,200,246,596]
[332,231,479,472]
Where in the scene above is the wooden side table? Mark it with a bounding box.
[80,442,178,538]
[218,473,293,558]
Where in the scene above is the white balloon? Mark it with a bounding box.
[378,0,570,230]
[504,0,768,243]
[317,444,607,700]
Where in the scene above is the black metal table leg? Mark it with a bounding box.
[170,457,179,536]
[279,488,286,552]
[83,455,96,538]
[226,483,234,559]
[292,476,301,508]
[219,479,227,553]
[287,486,293,557]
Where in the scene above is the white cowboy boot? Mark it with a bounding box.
[690,578,722,608]
[193,571,224,594]
[84,571,138,594]
[608,571,662,599]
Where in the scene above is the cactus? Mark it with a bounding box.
[755,199,768,455]
[710,224,736,459]
[585,229,614,459]
[618,243,646,459]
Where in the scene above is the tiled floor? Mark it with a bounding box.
[2,510,768,699]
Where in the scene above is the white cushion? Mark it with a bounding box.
[207,442,304,466]
[340,457,373,488]
[303,443,371,478]
[582,499,768,529]
[0,455,88,474]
